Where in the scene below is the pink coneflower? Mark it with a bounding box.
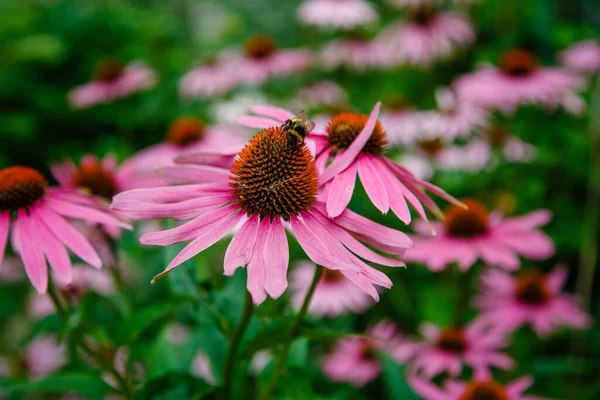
[559,40,600,75]
[290,261,374,317]
[179,57,241,99]
[420,88,490,140]
[322,320,415,387]
[378,97,423,147]
[377,7,475,67]
[68,59,156,108]
[292,80,349,110]
[408,367,546,400]
[454,49,584,114]
[238,103,462,224]
[29,263,116,318]
[404,200,554,271]
[117,117,247,189]
[297,0,379,30]
[475,267,591,337]
[0,166,130,294]
[320,38,384,71]
[111,121,411,305]
[405,320,513,378]
[24,335,67,379]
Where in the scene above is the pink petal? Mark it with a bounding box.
[32,206,101,269]
[29,207,72,283]
[263,218,289,299]
[44,197,131,230]
[407,373,454,400]
[357,154,389,214]
[113,194,232,220]
[15,210,48,294]
[152,211,243,283]
[326,161,357,218]
[223,214,260,276]
[249,105,295,122]
[506,376,533,397]
[173,152,235,168]
[235,116,280,129]
[477,240,520,270]
[377,163,411,224]
[246,218,270,304]
[0,211,9,267]
[320,102,382,184]
[546,265,568,293]
[112,184,228,203]
[157,165,230,184]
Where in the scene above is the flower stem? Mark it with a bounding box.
[47,281,134,399]
[221,290,254,400]
[260,265,323,400]
[453,264,473,327]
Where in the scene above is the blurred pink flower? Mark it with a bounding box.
[117,117,247,189]
[404,200,554,271]
[290,261,374,317]
[475,266,591,337]
[297,0,378,30]
[322,320,416,387]
[377,9,475,67]
[454,49,584,114]
[24,336,67,379]
[68,59,156,108]
[292,80,349,110]
[420,88,490,140]
[559,40,600,75]
[180,58,241,99]
[29,263,116,318]
[111,119,410,305]
[239,103,462,225]
[0,166,130,294]
[320,38,384,71]
[408,367,547,400]
[190,352,216,385]
[378,99,423,147]
[404,320,513,378]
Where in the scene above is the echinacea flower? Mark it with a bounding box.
[111,121,411,305]
[29,263,116,318]
[475,267,591,337]
[297,0,379,30]
[238,103,462,224]
[291,80,349,111]
[559,40,600,75]
[322,320,415,387]
[454,49,585,115]
[180,57,241,99]
[404,320,513,378]
[0,166,130,293]
[290,261,374,317]
[378,97,423,147]
[320,37,384,71]
[420,87,489,140]
[408,367,547,400]
[68,59,156,108]
[117,117,247,189]
[377,7,475,68]
[404,200,554,271]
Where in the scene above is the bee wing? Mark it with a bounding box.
[297,110,308,121]
[305,119,316,133]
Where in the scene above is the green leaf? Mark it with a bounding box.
[115,303,173,344]
[380,355,419,400]
[278,367,315,400]
[136,373,214,400]
[5,372,111,399]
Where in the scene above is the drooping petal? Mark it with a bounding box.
[250,105,295,122]
[320,102,381,184]
[112,184,229,203]
[0,211,9,267]
[223,214,260,276]
[357,154,389,214]
[156,165,231,184]
[32,206,102,269]
[29,206,72,283]
[263,218,289,299]
[326,161,357,218]
[153,211,244,283]
[236,116,281,129]
[246,218,270,304]
[377,161,411,224]
[44,197,131,230]
[113,194,233,220]
[15,210,48,294]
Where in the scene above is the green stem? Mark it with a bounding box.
[221,290,254,400]
[47,282,134,399]
[260,265,323,400]
[453,264,473,327]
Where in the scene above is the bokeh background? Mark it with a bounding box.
[1,0,599,399]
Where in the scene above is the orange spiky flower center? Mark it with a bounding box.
[167,117,206,147]
[444,199,489,238]
[71,160,118,199]
[244,35,278,59]
[230,127,318,221]
[515,270,550,305]
[459,380,510,400]
[436,327,468,354]
[93,58,125,82]
[0,166,48,212]
[411,5,437,25]
[418,137,445,156]
[326,112,388,156]
[500,49,539,77]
